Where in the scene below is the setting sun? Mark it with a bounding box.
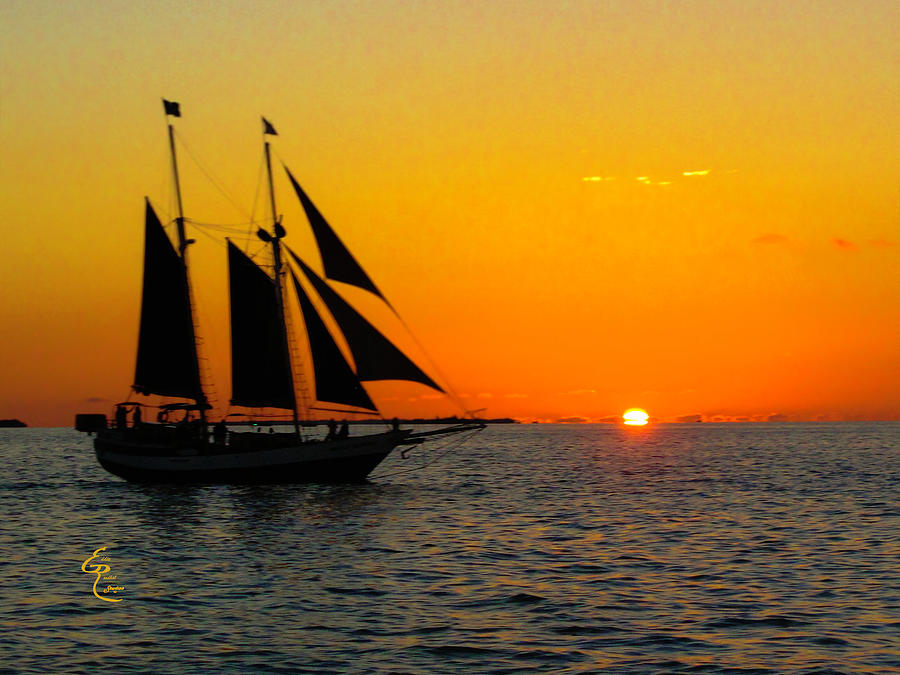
[623,409,649,426]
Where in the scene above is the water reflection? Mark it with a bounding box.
[2,424,898,673]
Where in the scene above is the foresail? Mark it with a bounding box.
[284,166,387,302]
[133,201,203,400]
[290,271,377,412]
[227,241,295,410]
[289,249,444,393]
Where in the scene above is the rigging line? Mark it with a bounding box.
[248,149,266,243]
[173,129,252,220]
[185,219,258,233]
[191,226,229,248]
[391,311,470,416]
[369,427,484,480]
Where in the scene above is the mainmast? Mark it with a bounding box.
[162,99,207,416]
[260,117,300,436]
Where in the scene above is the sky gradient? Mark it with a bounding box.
[1,0,898,426]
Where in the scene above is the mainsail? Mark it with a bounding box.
[227,241,295,409]
[290,271,377,411]
[133,200,204,400]
[284,166,386,301]
[288,250,443,392]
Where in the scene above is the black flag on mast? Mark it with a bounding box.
[162,99,181,117]
[262,117,277,135]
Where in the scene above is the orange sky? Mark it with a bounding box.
[1,0,898,426]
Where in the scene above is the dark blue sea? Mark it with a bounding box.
[2,423,898,674]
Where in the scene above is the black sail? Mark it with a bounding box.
[289,250,443,392]
[133,201,203,400]
[284,166,386,301]
[227,241,295,409]
[290,271,377,411]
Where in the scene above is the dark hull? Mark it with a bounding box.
[93,430,408,484]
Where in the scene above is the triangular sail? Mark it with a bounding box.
[284,166,386,302]
[288,250,443,392]
[227,241,295,410]
[290,271,378,412]
[133,201,204,400]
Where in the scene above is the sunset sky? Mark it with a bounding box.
[1,0,898,426]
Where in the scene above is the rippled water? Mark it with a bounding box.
[1,423,898,673]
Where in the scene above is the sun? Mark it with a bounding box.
[623,409,649,426]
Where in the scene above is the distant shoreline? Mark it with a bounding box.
[8,418,899,429]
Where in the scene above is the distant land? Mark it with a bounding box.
[227,416,518,427]
[374,416,518,425]
[304,416,517,426]
[0,419,27,428]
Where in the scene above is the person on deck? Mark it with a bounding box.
[326,420,337,441]
[338,421,349,439]
[133,406,142,427]
[213,420,227,446]
[115,405,127,430]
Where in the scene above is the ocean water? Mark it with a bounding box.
[1,423,898,674]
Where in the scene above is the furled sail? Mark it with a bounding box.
[284,166,386,301]
[288,250,443,392]
[227,241,295,409]
[290,271,377,411]
[133,200,204,400]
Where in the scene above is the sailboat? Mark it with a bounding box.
[74,101,483,483]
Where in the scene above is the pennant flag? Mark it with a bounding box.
[162,99,181,117]
[262,117,278,136]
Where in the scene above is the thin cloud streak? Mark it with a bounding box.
[582,168,728,186]
[832,238,856,250]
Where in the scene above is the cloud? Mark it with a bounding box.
[636,176,672,186]
[476,392,494,399]
[587,167,727,187]
[420,394,443,400]
[676,414,703,423]
[503,393,528,399]
[832,238,856,250]
[752,233,789,244]
[870,238,897,247]
[558,389,597,396]
[557,416,588,424]
[81,397,110,404]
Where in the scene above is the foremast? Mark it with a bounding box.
[165,101,208,421]
[132,99,207,416]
